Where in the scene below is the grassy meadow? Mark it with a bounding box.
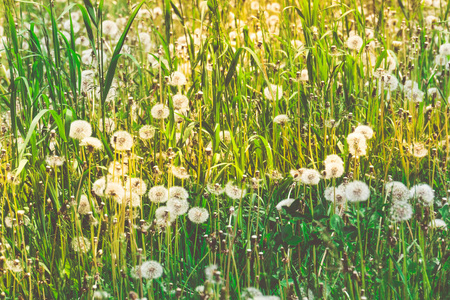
[0,0,449,299]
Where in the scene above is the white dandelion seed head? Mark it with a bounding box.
[242,287,263,299]
[45,155,65,167]
[410,184,434,206]
[264,84,283,101]
[169,71,187,86]
[324,162,344,179]
[205,264,219,281]
[80,137,103,151]
[102,20,119,38]
[108,161,128,176]
[169,186,189,200]
[125,177,147,196]
[110,131,134,151]
[390,201,413,222]
[354,125,374,140]
[385,181,410,202]
[5,259,23,273]
[173,94,189,110]
[69,120,92,140]
[148,186,169,203]
[78,195,91,215]
[155,206,176,222]
[104,182,125,204]
[139,125,156,140]
[324,154,343,166]
[171,166,191,180]
[346,35,363,50]
[439,43,450,55]
[206,183,225,195]
[273,114,290,125]
[345,180,370,202]
[92,177,106,196]
[188,207,209,224]
[125,191,141,207]
[140,260,163,280]
[151,103,170,120]
[428,219,447,230]
[71,236,91,253]
[225,182,247,199]
[346,132,367,157]
[324,185,347,205]
[98,118,115,133]
[167,198,189,216]
[300,169,321,185]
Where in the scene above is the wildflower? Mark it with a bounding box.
[385,181,409,202]
[273,114,290,126]
[167,199,189,215]
[354,125,374,140]
[345,180,370,202]
[346,132,367,157]
[206,183,225,195]
[205,264,219,282]
[435,54,448,66]
[98,118,115,133]
[325,154,343,165]
[111,131,134,151]
[171,166,190,180]
[92,177,106,196]
[69,120,92,140]
[428,219,447,230]
[346,35,363,50]
[102,20,119,38]
[78,195,91,215]
[324,185,347,205]
[71,236,91,253]
[409,142,428,158]
[439,43,450,55]
[264,84,283,101]
[250,1,259,10]
[276,198,296,211]
[93,291,111,299]
[405,88,424,102]
[138,125,156,140]
[125,177,147,196]
[225,182,247,199]
[390,201,413,222]
[267,169,283,180]
[410,184,434,206]
[148,186,169,203]
[125,192,141,207]
[80,137,103,152]
[140,260,164,280]
[242,287,263,299]
[324,159,344,178]
[173,94,189,110]
[290,168,305,181]
[300,169,321,185]
[188,207,209,224]
[104,182,125,204]
[5,259,23,273]
[46,155,65,167]
[151,103,170,120]
[168,71,187,86]
[169,186,189,200]
[299,69,308,81]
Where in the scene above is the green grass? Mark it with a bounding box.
[0,0,449,299]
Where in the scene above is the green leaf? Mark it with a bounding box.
[331,214,344,236]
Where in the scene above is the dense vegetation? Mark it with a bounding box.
[0,0,449,299]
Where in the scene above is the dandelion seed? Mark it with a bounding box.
[264,84,283,101]
[102,20,119,38]
[346,132,367,157]
[98,118,115,133]
[345,180,370,202]
[324,154,343,165]
[428,219,447,230]
[173,94,189,110]
[80,137,103,152]
[346,35,363,50]
[410,184,434,206]
[71,236,91,253]
[324,185,347,205]
[205,264,219,281]
[125,191,141,207]
[169,186,189,200]
[242,287,263,299]
[151,103,170,120]
[92,177,106,197]
[300,169,321,185]
[139,125,156,140]
[254,296,281,300]
[108,161,128,176]
[46,155,65,167]
[225,182,247,199]
[409,142,428,158]
[206,183,225,195]
[390,201,413,222]
[273,114,290,126]
[354,125,374,140]
[167,199,189,216]
[385,181,409,202]
[290,168,305,181]
[110,131,133,151]
[125,177,147,196]
[69,120,92,140]
[267,169,283,180]
[168,71,187,86]
[5,259,23,273]
[188,207,209,224]
[78,195,91,215]
[140,260,164,280]
[219,130,232,142]
[104,182,125,204]
[299,69,308,81]
[439,43,450,55]
[171,166,190,180]
[148,186,169,203]
[324,162,344,179]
